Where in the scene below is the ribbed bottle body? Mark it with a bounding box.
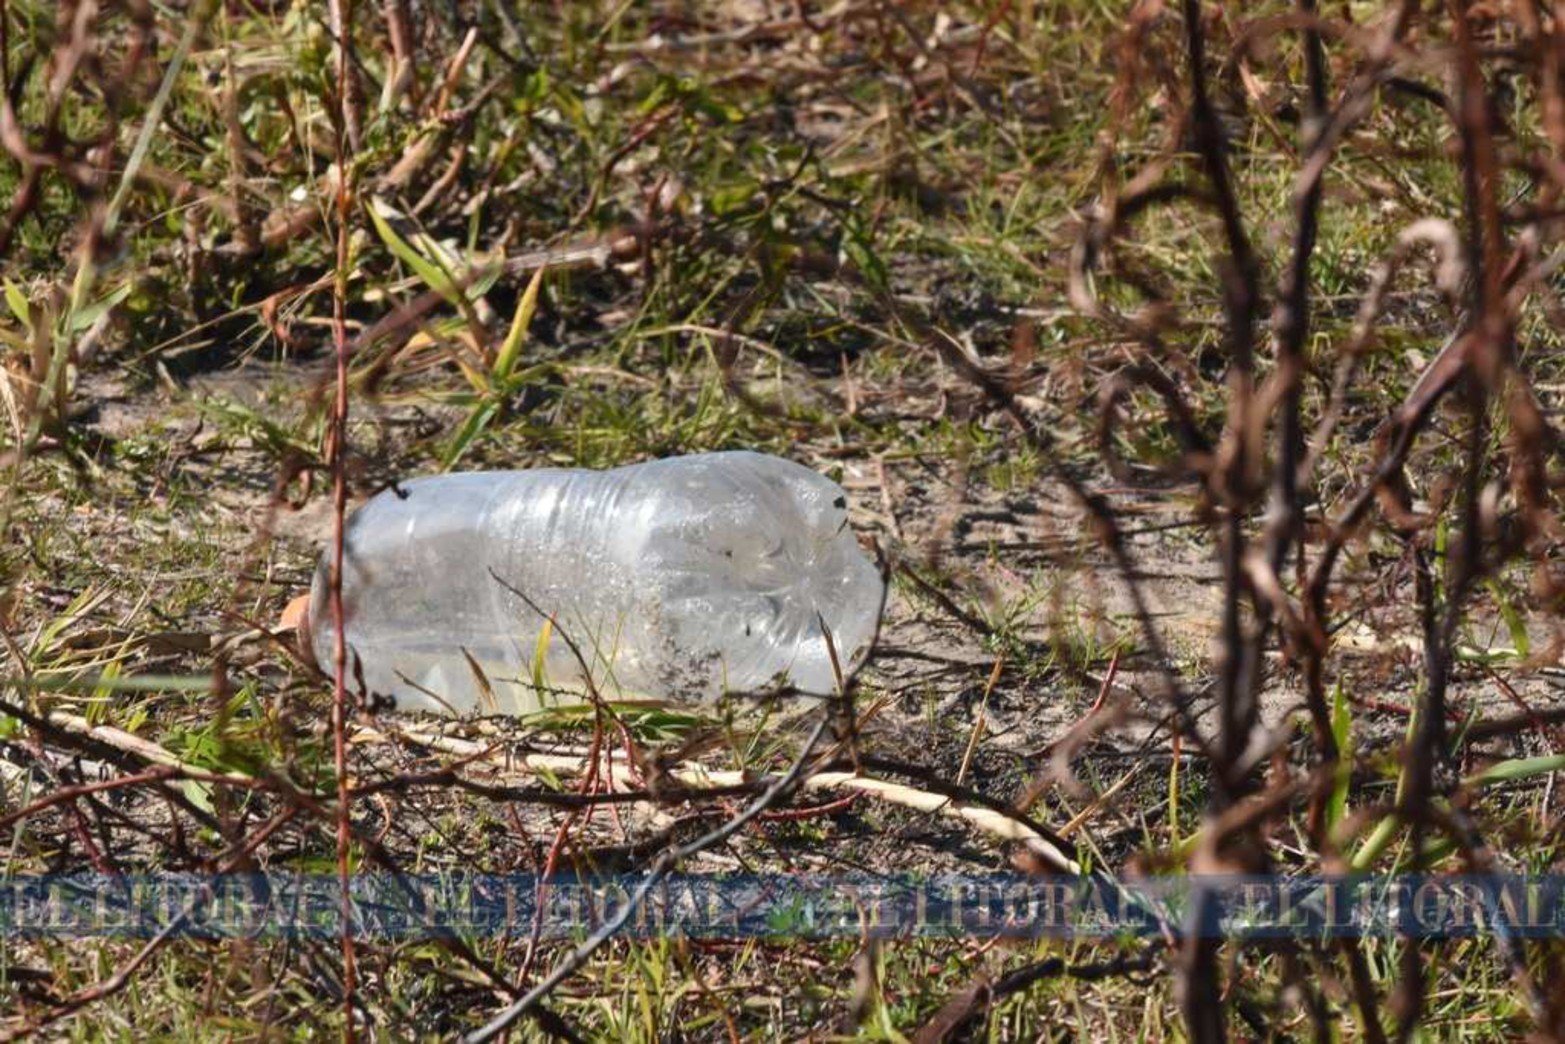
[308,452,882,714]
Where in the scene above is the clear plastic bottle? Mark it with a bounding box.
[306,451,884,715]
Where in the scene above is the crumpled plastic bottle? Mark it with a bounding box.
[306,451,884,714]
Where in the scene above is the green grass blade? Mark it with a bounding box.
[493,265,545,383]
[367,198,461,304]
